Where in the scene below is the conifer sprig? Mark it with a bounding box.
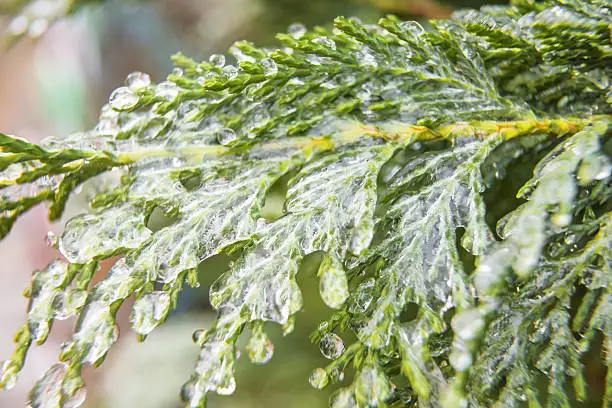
[0,1,610,407]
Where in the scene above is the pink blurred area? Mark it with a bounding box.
[0,3,265,405]
[0,49,63,408]
[0,22,92,407]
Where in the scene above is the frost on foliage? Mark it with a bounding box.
[1,1,612,408]
[345,136,499,403]
[358,137,496,345]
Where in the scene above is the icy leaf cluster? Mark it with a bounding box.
[1,1,611,407]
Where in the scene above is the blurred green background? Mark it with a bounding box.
[0,1,507,407]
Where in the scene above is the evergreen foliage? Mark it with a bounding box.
[1,1,611,407]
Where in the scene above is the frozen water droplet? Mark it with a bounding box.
[330,387,357,408]
[217,128,237,146]
[244,83,262,102]
[217,377,236,395]
[288,77,305,86]
[45,231,57,247]
[28,18,48,38]
[222,65,238,79]
[209,53,226,67]
[250,108,270,130]
[125,71,151,90]
[288,23,307,39]
[8,16,28,35]
[319,333,345,360]
[130,291,171,335]
[192,341,238,395]
[319,256,349,309]
[206,69,220,78]
[192,329,207,345]
[155,81,179,102]
[564,233,577,245]
[344,254,360,269]
[309,368,329,389]
[172,68,184,77]
[246,327,274,364]
[313,37,336,50]
[109,87,139,111]
[451,309,484,341]
[261,58,278,77]
[400,21,425,36]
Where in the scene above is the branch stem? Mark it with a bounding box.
[116,115,610,165]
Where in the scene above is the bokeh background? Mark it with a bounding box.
[0,1,505,407]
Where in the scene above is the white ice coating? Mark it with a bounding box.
[27,260,69,344]
[209,145,393,327]
[130,291,171,335]
[358,139,497,349]
[59,205,150,264]
[354,364,392,407]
